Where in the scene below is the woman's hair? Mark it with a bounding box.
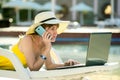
[41,24,59,29]
[32,24,59,35]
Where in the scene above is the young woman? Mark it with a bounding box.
[1,11,79,71]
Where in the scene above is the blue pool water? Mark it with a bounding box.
[56,37,120,43]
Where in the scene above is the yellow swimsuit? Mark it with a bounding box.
[0,42,27,70]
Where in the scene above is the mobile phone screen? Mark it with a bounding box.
[35,26,45,36]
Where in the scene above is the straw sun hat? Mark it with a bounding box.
[26,11,70,35]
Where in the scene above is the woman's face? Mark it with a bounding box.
[45,25,58,42]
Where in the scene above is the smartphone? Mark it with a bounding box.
[35,26,45,36]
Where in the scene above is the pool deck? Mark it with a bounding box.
[0,26,120,45]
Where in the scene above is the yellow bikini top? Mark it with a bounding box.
[0,41,27,70]
[11,43,27,68]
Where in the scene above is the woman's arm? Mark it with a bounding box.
[20,36,46,71]
[45,52,80,70]
[44,52,64,70]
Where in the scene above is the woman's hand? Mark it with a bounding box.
[64,59,80,66]
[40,31,52,54]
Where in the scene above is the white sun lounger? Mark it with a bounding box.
[0,47,119,80]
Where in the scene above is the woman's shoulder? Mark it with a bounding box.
[19,35,33,44]
[21,35,31,40]
[21,35,41,43]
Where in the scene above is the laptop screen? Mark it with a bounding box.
[86,33,112,66]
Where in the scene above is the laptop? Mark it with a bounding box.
[56,32,112,69]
